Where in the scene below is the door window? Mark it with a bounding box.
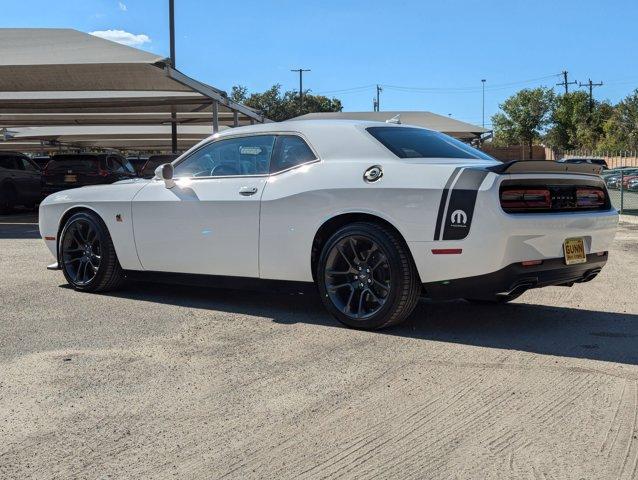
[270,135,317,173]
[174,135,276,178]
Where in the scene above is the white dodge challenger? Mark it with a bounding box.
[39,120,618,329]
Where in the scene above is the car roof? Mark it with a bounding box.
[198,119,438,161]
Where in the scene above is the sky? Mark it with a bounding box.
[2,0,638,128]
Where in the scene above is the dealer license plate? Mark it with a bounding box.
[64,175,77,183]
[563,237,586,265]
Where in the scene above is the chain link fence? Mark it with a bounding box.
[604,169,638,215]
[545,149,638,216]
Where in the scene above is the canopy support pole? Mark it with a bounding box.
[169,0,178,153]
[233,111,239,127]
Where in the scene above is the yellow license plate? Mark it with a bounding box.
[563,237,586,265]
[64,175,77,182]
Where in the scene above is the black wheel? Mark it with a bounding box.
[464,291,524,304]
[59,211,124,292]
[317,222,421,330]
[0,183,16,214]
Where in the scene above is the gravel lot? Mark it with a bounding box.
[1,213,638,479]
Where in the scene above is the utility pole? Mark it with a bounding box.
[169,0,177,153]
[481,79,486,128]
[375,84,383,112]
[290,68,311,113]
[579,78,603,113]
[556,70,577,94]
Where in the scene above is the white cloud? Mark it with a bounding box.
[90,29,151,47]
[118,2,127,11]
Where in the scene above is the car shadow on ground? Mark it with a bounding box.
[99,280,638,366]
[0,212,40,239]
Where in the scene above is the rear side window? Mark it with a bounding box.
[20,158,38,171]
[47,156,100,172]
[107,156,134,174]
[270,135,317,173]
[367,126,494,161]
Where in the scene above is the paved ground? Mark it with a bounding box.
[1,212,638,479]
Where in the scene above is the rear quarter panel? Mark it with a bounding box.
[259,158,479,281]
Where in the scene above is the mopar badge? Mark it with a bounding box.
[363,165,383,183]
[450,209,467,226]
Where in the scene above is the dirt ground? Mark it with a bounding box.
[1,214,637,479]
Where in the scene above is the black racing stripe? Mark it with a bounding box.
[433,167,462,241]
[441,168,489,241]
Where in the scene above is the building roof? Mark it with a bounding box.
[291,111,489,139]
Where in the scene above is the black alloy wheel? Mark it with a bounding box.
[59,211,124,292]
[61,217,102,286]
[324,235,391,320]
[317,222,421,330]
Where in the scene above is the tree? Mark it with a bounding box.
[230,84,343,121]
[491,87,555,158]
[544,91,590,150]
[598,89,638,152]
[544,91,613,151]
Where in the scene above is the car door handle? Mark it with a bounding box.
[238,186,258,196]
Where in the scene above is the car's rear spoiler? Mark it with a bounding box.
[487,160,602,176]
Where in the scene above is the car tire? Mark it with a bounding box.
[0,183,16,214]
[317,222,421,330]
[59,211,124,292]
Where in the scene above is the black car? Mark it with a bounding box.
[139,154,179,179]
[0,152,43,214]
[559,157,609,170]
[43,153,137,195]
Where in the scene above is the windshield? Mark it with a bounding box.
[367,126,494,161]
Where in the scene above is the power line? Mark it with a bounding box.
[316,84,375,95]
[556,70,577,94]
[381,73,562,93]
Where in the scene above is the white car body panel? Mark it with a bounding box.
[39,120,618,293]
[131,176,265,277]
[39,180,147,270]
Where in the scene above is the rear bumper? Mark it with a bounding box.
[423,252,607,300]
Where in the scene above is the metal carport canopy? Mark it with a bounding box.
[0,91,259,127]
[3,125,227,151]
[0,28,264,130]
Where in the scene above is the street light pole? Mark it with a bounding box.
[169,0,177,153]
[481,79,486,129]
[291,68,311,113]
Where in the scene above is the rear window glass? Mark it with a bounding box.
[47,156,100,172]
[367,126,494,161]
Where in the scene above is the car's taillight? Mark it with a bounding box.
[576,188,605,207]
[500,188,551,210]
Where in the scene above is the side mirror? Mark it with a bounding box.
[154,163,175,189]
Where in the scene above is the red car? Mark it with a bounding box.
[620,174,638,189]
